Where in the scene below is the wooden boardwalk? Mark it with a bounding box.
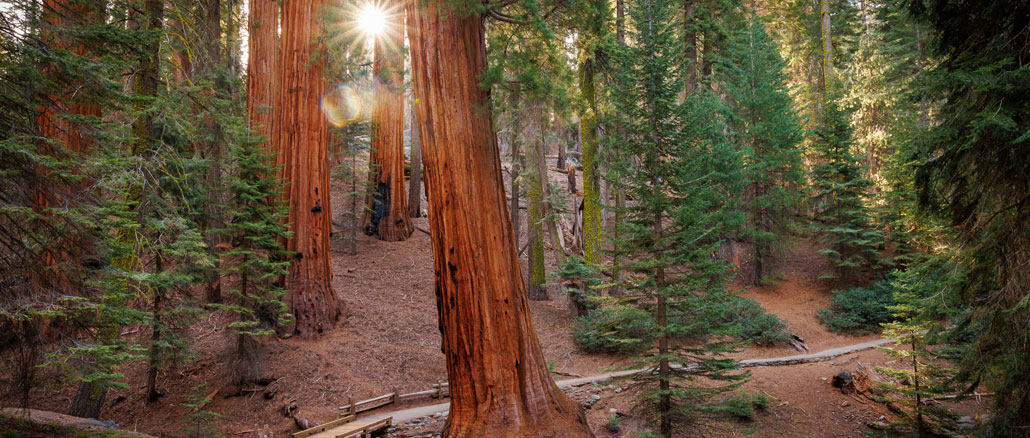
[293,415,391,438]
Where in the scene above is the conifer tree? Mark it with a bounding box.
[602,0,747,434]
[719,15,806,285]
[216,125,292,387]
[907,0,1030,432]
[809,97,881,286]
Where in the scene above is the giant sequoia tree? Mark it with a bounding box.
[363,2,413,241]
[406,1,593,436]
[274,0,342,339]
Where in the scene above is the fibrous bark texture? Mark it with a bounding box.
[274,0,342,339]
[363,11,413,241]
[246,0,277,142]
[406,2,593,437]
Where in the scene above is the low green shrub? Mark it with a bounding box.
[720,391,770,420]
[818,278,897,334]
[724,298,792,346]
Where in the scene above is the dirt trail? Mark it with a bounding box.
[361,336,897,424]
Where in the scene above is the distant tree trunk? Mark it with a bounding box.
[408,108,423,218]
[200,0,224,304]
[752,180,767,286]
[246,0,277,144]
[168,14,191,84]
[406,2,592,436]
[820,0,833,93]
[539,111,565,269]
[683,0,697,93]
[36,0,101,293]
[509,104,522,247]
[363,9,413,241]
[528,104,547,301]
[145,253,165,402]
[274,0,342,339]
[556,137,566,169]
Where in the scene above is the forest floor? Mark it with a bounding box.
[0,162,990,438]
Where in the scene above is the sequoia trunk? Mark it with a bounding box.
[274,0,342,339]
[247,0,277,143]
[406,2,593,437]
[363,9,413,241]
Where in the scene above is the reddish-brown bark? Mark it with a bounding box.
[246,0,277,141]
[274,0,342,339]
[34,0,101,296]
[363,9,413,242]
[38,0,101,156]
[406,2,593,437]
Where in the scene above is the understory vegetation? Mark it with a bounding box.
[1,0,1028,436]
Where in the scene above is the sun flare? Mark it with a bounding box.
[357,4,387,36]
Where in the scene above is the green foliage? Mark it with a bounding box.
[177,384,222,438]
[574,305,656,354]
[598,0,748,432]
[818,277,897,334]
[722,298,792,346]
[718,391,769,420]
[905,0,1030,433]
[718,15,807,285]
[809,97,883,286]
[605,414,621,432]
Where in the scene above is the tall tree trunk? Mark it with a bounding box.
[579,58,601,267]
[408,108,423,218]
[508,101,522,248]
[539,111,566,268]
[247,0,277,144]
[363,8,413,241]
[200,0,224,303]
[274,0,342,339]
[145,253,164,402]
[406,2,592,436]
[528,104,547,301]
[820,0,833,94]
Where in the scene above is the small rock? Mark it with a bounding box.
[614,387,622,393]
[591,395,601,400]
[609,408,617,414]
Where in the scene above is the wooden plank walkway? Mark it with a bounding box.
[293,416,391,438]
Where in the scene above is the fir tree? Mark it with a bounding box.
[809,96,882,286]
[602,0,747,434]
[216,121,292,387]
[906,0,1030,433]
[719,14,806,285]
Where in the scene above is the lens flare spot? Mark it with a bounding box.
[321,84,363,127]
